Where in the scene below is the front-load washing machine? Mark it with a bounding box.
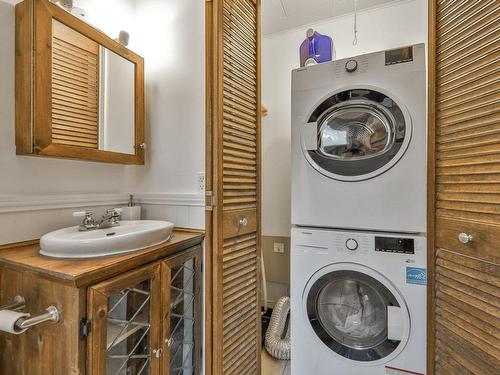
[291,227,426,375]
[291,44,427,233]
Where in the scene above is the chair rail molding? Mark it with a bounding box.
[0,193,205,214]
[0,192,205,245]
[133,193,205,207]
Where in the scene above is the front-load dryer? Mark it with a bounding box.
[291,227,427,375]
[291,44,426,233]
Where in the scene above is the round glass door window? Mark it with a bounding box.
[302,89,411,181]
[306,269,408,362]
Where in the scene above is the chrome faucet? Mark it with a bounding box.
[73,208,122,231]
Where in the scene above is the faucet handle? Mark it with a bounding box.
[106,208,122,216]
[74,210,96,231]
[73,210,94,218]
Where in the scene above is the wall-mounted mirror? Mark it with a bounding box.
[99,47,136,155]
[16,0,145,164]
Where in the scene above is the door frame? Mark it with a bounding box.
[204,1,214,374]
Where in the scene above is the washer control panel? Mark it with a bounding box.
[375,236,415,254]
[294,229,423,257]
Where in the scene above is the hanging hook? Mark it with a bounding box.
[353,0,359,46]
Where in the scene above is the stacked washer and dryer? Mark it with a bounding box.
[290,44,427,375]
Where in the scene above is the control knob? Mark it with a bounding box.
[345,59,358,73]
[346,238,359,251]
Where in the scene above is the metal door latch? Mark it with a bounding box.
[205,191,216,211]
[80,319,91,339]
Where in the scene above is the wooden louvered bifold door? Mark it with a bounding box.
[51,20,99,148]
[430,0,500,373]
[208,0,261,374]
[434,249,500,374]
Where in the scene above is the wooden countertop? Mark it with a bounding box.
[0,230,204,288]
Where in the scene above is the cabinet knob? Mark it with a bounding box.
[165,337,174,347]
[153,348,163,358]
[239,218,248,227]
[458,232,474,244]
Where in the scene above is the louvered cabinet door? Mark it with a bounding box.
[430,0,500,373]
[51,20,100,149]
[208,0,261,374]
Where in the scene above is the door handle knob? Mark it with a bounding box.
[239,218,248,227]
[458,232,473,244]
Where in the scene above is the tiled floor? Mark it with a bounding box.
[261,349,290,375]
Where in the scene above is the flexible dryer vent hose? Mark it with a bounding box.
[265,296,290,360]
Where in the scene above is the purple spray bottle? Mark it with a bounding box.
[299,28,335,67]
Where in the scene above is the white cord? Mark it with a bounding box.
[279,0,288,18]
[261,254,268,311]
[353,0,358,46]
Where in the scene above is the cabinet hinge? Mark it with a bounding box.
[80,318,91,339]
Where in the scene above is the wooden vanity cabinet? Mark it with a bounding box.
[0,231,203,375]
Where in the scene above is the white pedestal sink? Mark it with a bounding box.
[40,220,174,259]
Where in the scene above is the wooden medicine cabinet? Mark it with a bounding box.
[15,0,145,164]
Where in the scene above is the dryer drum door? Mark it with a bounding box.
[302,89,411,181]
[306,269,409,362]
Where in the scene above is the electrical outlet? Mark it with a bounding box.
[273,242,285,254]
[197,172,205,194]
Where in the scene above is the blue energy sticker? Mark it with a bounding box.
[406,267,427,285]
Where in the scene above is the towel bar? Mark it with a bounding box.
[15,306,60,330]
[1,296,60,332]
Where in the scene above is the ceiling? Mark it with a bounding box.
[262,0,403,35]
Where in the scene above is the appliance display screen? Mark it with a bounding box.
[385,47,413,65]
[375,237,415,254]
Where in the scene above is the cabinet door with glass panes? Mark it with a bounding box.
[87,247,202,375]
[88,264,162,375]
[161,248,202,375]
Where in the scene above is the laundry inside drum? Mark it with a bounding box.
[316,278,388,350]
[318,103,395,160]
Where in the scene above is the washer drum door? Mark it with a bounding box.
[302,88,412,181]
[304,263,411,365]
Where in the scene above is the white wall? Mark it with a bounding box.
[75,0,137,40]
[261,0,427,237]
[0,0,205,244]
[129,0,206,195]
